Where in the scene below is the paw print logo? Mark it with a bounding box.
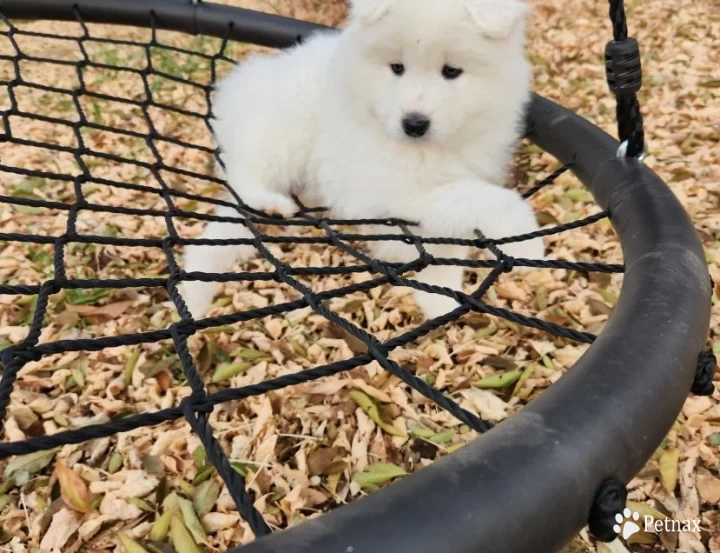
[613,508,641,540]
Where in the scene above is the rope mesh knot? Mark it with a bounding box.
[692,350,717,396]
[588,478,628,542]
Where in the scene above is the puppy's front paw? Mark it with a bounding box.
[414,290,461,319]
[371,239,417,263]
[248,192,297,218]
[497,236,545,273]
[180,280,220,319]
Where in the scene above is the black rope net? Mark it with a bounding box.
[0,8,626,549]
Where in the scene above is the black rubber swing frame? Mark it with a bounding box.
[0,1,712,552]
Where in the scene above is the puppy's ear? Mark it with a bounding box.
[349,0,395,24]
[466,0,530,40]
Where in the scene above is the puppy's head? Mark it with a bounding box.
[337,0,531,144]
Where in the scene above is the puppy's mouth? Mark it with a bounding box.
[402,133,432,143]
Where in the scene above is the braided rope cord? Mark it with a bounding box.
[0,7,625,538]
[607,0,645,158]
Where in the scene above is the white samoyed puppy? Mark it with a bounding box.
[182,0,543,319]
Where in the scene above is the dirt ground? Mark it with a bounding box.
[0,0,717,552]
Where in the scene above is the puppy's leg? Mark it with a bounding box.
[405,179,545,266]
[220,159,297,218]
[411,244,467,319]
[181,204,256,318]
[365,225,465,318]
[483,203,545,266]
[238,188,297,218]
[367,225,418,263]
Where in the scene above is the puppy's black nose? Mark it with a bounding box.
[402,114,430,138]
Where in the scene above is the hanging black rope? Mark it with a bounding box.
[605,0,645,159]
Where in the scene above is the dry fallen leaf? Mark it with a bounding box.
[710,533,720,553]
[308,447,344,476]
[328,322,369,354]
[194,479,220,519]
[78,514,116,540]
[460,388,508,421]
[56,459,94,514]
[212,361,252,383]
[39,508,82,551]
[178,495,209,544]
[659,447,680,495]
[201,512,240,533]
[597,539,631,553]
[350,390,407,438]
[353,463,406,488]
[5,449,56,484]
[115,471,160,499]
[65,300,134,321]
[473,370,522,389]
[496,281,528,301]
[99,493,144,520]
[696,468,720,504]
[117,531,151,553]
[171,515,203,553]
[150,511,171,541]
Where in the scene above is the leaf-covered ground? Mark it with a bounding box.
[0,1,717,552]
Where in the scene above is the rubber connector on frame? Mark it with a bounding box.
[692,351,717,396]
[605,38,642,96]
[588,478,628,542]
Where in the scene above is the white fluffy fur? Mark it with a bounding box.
[182,0,544,319]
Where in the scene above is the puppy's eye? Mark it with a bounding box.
[442,65,464,80]
[390,63,405,76]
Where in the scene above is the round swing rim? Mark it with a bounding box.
[0,1,711,552]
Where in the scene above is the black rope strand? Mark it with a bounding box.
[606,0,645,158]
